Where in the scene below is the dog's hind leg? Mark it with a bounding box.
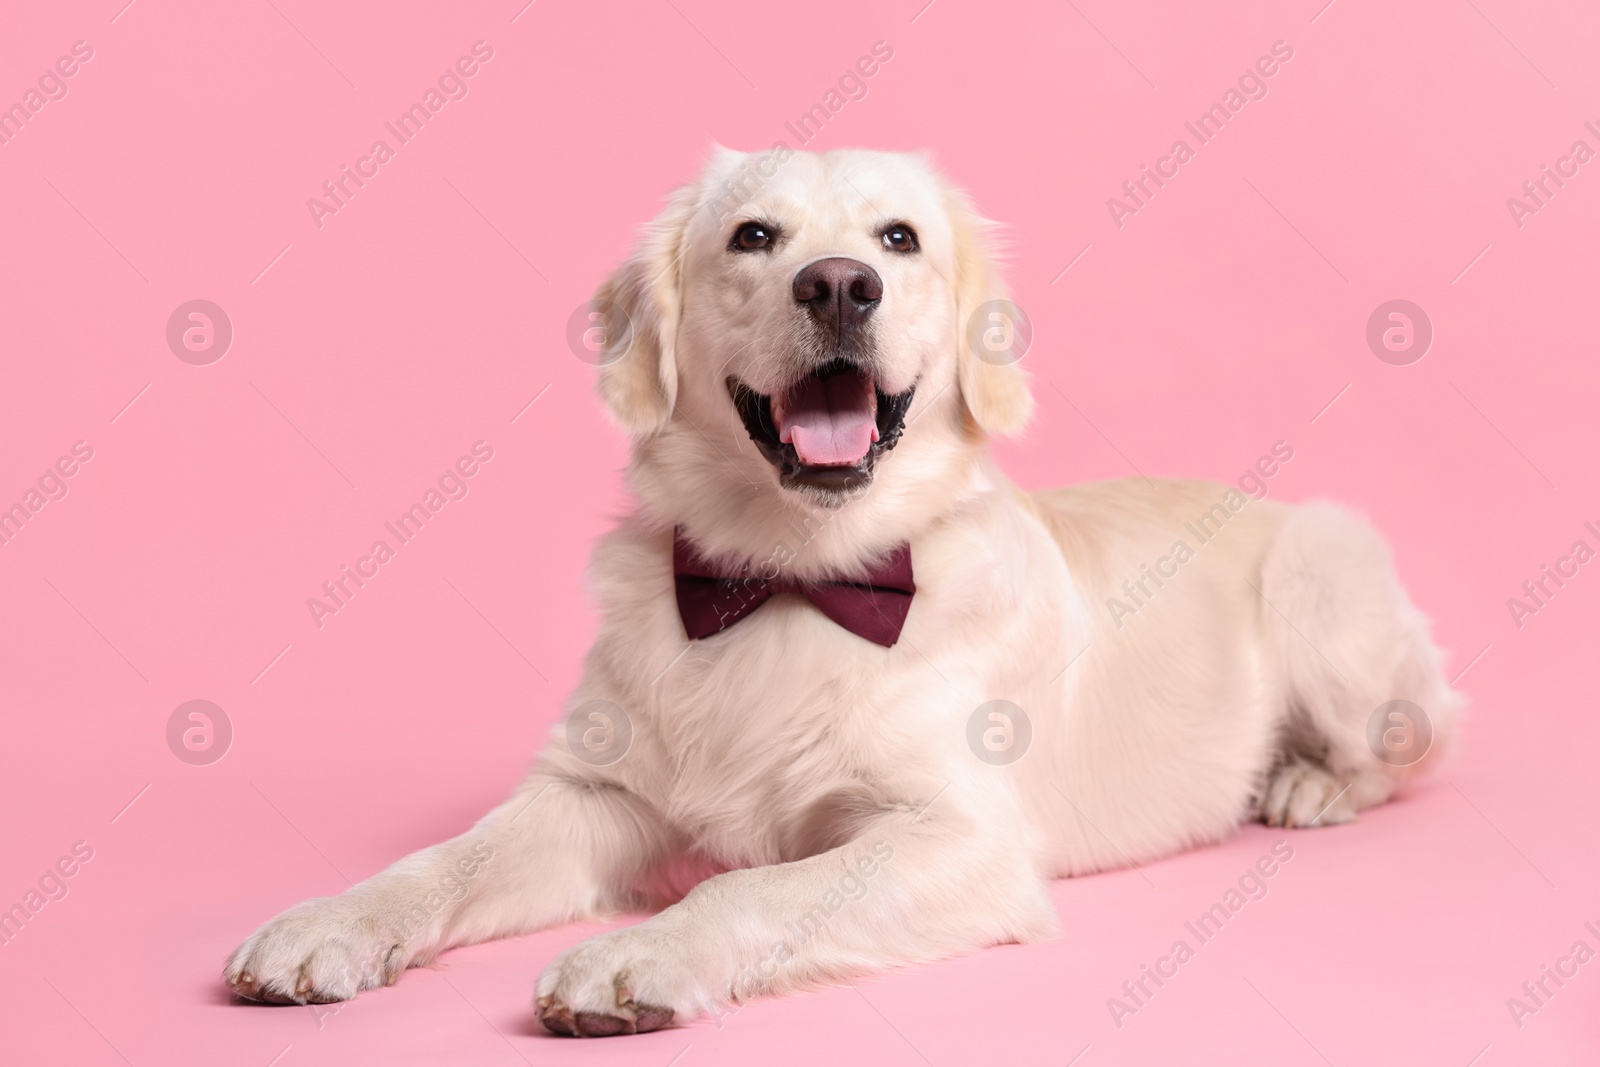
[1252,502,1462,828]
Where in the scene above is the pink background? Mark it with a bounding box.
[2,0,1597,1063]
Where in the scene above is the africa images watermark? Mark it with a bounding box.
[569,39,898,366]
[167,699,233,767]
[780,41,895,149]
[0,840,95,949]
[1505,519,1600,631]
[0,440,96,549]
[968,699,1032,765]
[749,841,895,984]
[1505,119,1600,230]
[0,40,95,148]
[568,479,883,757]
[1106,40,1296,229]
[696,476,881,634]
[1106,441,1295,628]
[564,698,634,767]
[310,841,497,1028]
[1107,840,1296,1029]
[708,839,896,1026]
[306,41,496,229]
[306,441,495,628]
[568,39,897,366]
[702,40,896,229]
[1504,920,1600,1031]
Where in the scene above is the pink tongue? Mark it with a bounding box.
[777,374,877,467]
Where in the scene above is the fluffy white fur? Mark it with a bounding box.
[224,148,1461,1036]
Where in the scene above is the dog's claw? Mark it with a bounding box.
[538,1000,577,1036]
[382,944,404,986]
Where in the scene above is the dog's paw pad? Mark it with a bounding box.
[538,1000,675,1037]
[575,1011,631,1036]
[633,1004,675,1032]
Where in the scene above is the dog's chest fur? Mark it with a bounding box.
[582,500,1069,868]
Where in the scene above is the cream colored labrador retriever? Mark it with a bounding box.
[225,148,1460,1036]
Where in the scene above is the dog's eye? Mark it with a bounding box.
[730,221,775,252]
[880,224,919,254]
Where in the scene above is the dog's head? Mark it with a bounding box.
[590,148,1031,529]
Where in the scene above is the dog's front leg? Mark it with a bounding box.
[224,771,666,1005]
[536,786,1057,1036]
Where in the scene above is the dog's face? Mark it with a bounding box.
[693,152,956,494]
[592,148,1031,516]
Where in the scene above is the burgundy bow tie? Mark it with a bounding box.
[673,528,915,647]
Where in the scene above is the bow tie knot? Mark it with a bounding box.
[672,528,915,647]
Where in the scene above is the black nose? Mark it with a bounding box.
[792,257,882,334]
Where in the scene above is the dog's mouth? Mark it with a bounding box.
[728,359,916,493]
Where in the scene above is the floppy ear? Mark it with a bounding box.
[945,185,1034,436]
[593,183,701,434]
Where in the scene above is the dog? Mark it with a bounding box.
[224,147,1461,1036]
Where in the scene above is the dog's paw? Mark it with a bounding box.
[224,895,410,1005]
[535,925,705,1037]
[1258,759,1354,828]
